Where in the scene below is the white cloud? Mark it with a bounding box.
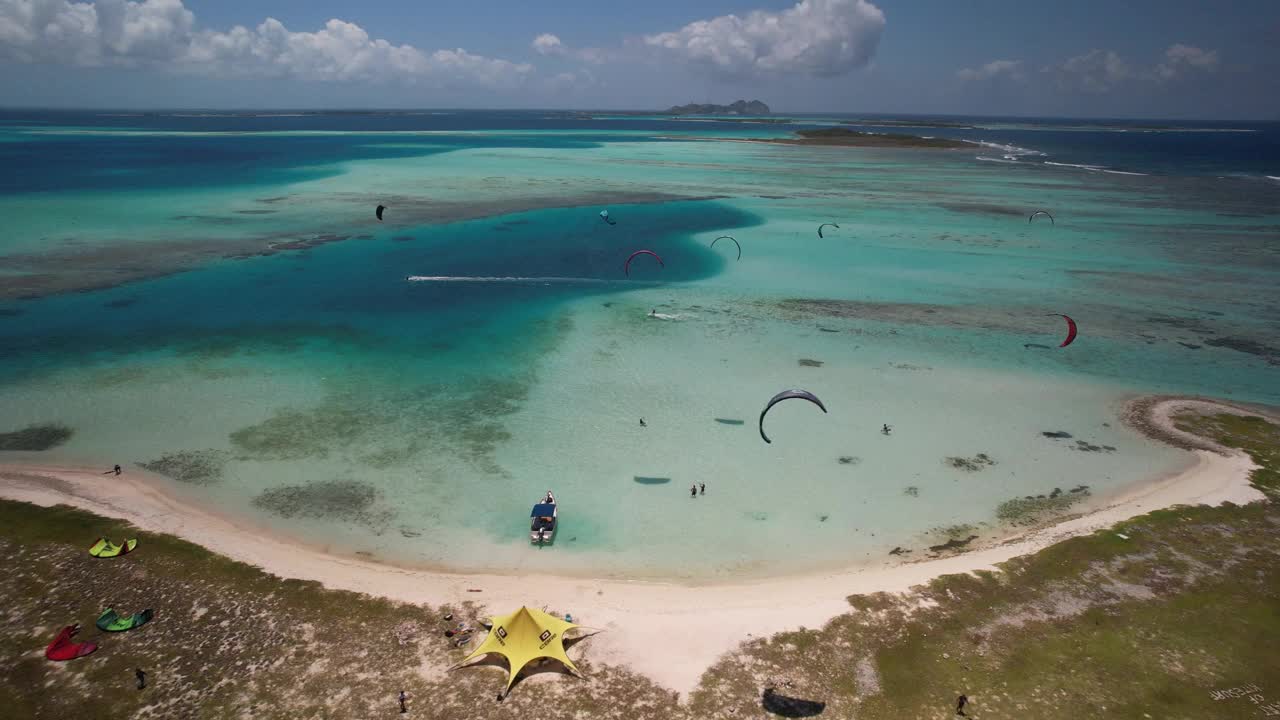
[957,59,1023,82]
[1156,43,1218,79]
[0,0,532,86]
[545,68,597,92]
[1046,44,1221,93]
[1049,49,1133,93]
[644,0,885,79]
[532,32,563,56]
[530,31,611,65]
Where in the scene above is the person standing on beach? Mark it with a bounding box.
[135,668,146,690]
[699,483,706,495]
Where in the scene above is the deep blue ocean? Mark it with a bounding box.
[2,110,1276,195]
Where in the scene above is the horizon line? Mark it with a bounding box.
[0,105,1274,124]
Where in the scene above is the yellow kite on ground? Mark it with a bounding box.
[453,606,588,694]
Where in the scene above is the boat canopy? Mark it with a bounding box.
[531,503,556,517]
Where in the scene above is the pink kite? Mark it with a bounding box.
[624,250,665,278]
[1049,313,1078,347]
[46,625,97,661]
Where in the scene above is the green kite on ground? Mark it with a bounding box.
[89,538,137,557]
[96,608,154,632]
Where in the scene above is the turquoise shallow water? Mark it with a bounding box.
[1,112,1278,579]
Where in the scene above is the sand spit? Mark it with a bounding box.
[0,396,1265,693]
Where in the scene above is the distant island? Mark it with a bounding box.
[667,99,771,116]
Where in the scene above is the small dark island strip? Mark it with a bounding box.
[660,127,971,149]
[773,128,970,149]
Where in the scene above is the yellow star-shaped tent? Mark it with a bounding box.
[453,606,589,694]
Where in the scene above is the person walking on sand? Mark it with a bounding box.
[956,694,968,716]
[699,482,706,496]
[135,668,146,690]
[399,690,408,713]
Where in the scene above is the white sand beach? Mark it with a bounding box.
[0,396,1267,694]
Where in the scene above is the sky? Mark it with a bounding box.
[0,0,1277,118]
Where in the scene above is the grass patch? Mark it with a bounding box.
[0,499,677,719]
[1174,412,1280,497]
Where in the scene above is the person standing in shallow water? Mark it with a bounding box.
[399,690,408,713]
[699,483,706,495]
[690,484,697,498]
[135,668,146,690]
[956,694,968,716]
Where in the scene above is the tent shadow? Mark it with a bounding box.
[762,687,827,717]
[503,632,599,693]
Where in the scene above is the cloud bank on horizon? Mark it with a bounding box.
[959,44,1222,95]
[0,0,533,86]
[0,0,1270,117]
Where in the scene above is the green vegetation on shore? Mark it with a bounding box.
[690,410,1280,719]
[0,498,674,720]
[1,409,1276,719]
